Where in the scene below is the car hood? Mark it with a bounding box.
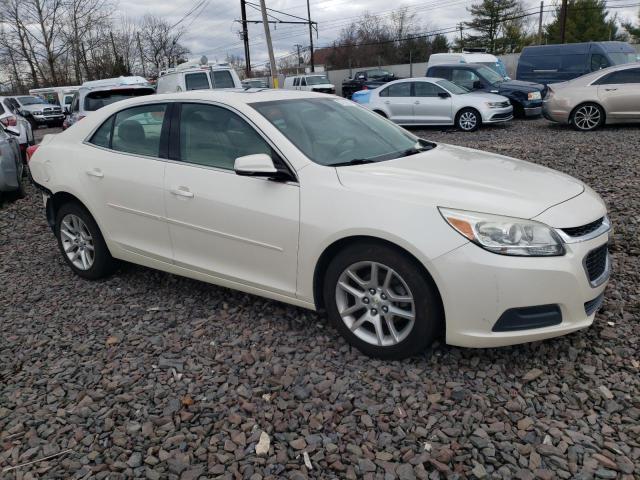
[336,143,585,219]
[20,104,61,113]
[464,92,510,102]
[499,79,544,93]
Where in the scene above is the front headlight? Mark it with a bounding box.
[32,111,43,115]
[439,208,565,256]
[486,102,505,109]
[527,91,542,101]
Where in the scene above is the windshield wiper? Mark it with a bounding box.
[331,158,377,167]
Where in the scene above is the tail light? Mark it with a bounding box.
[0,115,18,127]
[26,144,39,163]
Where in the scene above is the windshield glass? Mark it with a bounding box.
[479,62,508,78]
[476,65,505,84]
[18,96,46,105]
[367,69,391,78]
[251,98,424,166]
[306,75,329,85]
[84,88,155,111]
[436,79,469,95]
[608,52,636,65]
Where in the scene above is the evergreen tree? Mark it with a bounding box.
[546,0,622,43]
[463,0,526,53]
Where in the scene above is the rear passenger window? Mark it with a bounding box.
[293,78,299,86]
[300,78,307,86]
[210,71,235,89]
[185,72,210,90]
[385,83,411,97]
[111,104,167,157]
[89,115,114,148]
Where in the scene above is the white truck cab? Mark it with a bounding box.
[156,59,242,94]
[283,74,335,94]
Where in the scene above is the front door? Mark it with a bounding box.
[79,102,173,261]
[597,68,640,120]
[164,102,300,296]
[412,81,453,124]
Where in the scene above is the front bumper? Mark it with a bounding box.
[33,114,64,124]
[482,106,514,123]
[432,229,610,348]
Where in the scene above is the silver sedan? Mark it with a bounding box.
[0,125,25,199]
[543,63,640,131]
[351,77,513,132]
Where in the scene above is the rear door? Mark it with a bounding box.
[379,83,413,123]
[80,102,173,261]
[595,68,640,120]
[412,81,453,124]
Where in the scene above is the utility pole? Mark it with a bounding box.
[294,43,303,74]
[306,0,314,72]
[459,23,464,50]
[259,0,278,88]
[240,0,251,77]
[136,32,147,78]
[559,0,568,43]
[537,1,544,45]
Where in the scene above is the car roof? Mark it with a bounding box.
[428,63,483,69]
[566,61,640,85]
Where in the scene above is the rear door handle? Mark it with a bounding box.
[170,187,194,198]
[384,101,390,104]
[414,100,420,105]
[86,169,103,178]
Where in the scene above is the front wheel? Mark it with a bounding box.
[571,103,603,131]
[456,108,481,132]
[323,242,443,359]
[55,202,116,280]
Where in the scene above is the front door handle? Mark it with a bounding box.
[86,169,103,178]
[170,187,194,198]
[604,88,617,91]
[414,100,420,105]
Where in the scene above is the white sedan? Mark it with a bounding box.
[29,90,610,359]
[352,77,513,131]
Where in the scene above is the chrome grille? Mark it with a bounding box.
[562,217,604,237]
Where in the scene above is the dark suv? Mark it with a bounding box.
[426,64,545,117]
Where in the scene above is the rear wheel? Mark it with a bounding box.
[456,108,481,132]
[323,242,442,359]
[55,202,116,280]
[571,103,604,131]
[6,166,26,201]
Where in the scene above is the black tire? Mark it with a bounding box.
[570,103,604,132]
[55,202,116,280]
[323,242,443,359]
[455,108,481,132]
[6,163,26,201]
[373,110,387,118]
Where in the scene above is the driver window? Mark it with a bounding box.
[179,103,272,170]
[300,77,307,87]
[590,54,609,71]
[452,69,479,90]
[414,82,443,97]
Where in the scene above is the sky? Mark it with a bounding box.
[118,0,640,67]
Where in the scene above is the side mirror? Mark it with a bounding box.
[234,153,278,177]
[438,92,450,99]
[473,80,483,90]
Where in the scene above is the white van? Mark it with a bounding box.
[427,52,509,79]
[283,74,335,94]
[65,76,155,129]
[29,86,80,112]
[156,60,242,94]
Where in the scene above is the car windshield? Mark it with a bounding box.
[367,70,391,78]
[475,65,505,84]
[306,76,329,85]
[436,79,469,95]
[18,96,46,106]
[251,98,431,166]
[84,88,155,111]
[608,52,636,65]
[478,62,508,78]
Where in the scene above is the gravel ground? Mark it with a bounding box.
[1,119,639,479]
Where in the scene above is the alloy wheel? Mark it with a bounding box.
[60,214,95,270]
[459,111,477,131]
[335,261,415,347]
[573,105,601,131]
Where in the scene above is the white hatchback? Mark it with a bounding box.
[353,77,513,131]
[29,90,610,359]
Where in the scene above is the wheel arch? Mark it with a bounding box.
[46,191,96,232]
[372,109,388,118]
[454,106,482,130]
[312,235,446,333]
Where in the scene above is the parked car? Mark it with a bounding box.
[29,86,80,112]
[156,60,242,93]
[426,63,545,117]
[65,76,155,130]
[427,51,509,79]
[242,79,269,89]
[3,95,64,129]
[0,124,25,199]
[342,69,398,99]
[517,41,637,85]
[28,89,610,359]
[283,74,335,94]
[0,97,34,164]
[543,63,640,131]
[351,77,512,131]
